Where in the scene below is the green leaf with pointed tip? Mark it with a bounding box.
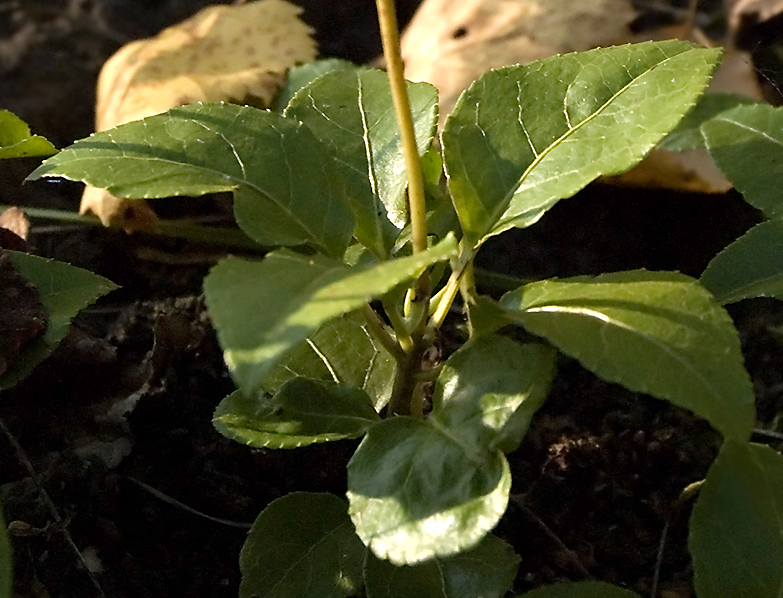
[703,103,783,220]
[442,41,720,247]
[701,221,783,304]
[204,234,457,392]
[690,441,783,598]
[213,378,380,449]
[364,533,519,598]
[500,271,754,441]
[28,103,354,258]
[0,110,56,158]
[239,492,365,598]
[516,581,642,598]
[286,68,438,257]
[658,93,757,152]
[273,58,356,113]
[347,416,511,565]
[263,311,396,410]
[431,336,556,453]
[0,253,116,391]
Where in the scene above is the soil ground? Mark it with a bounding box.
[1,1,783,597]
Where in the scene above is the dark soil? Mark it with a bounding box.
[1,1,782,597]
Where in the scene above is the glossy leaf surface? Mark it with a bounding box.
[516,581,642,598]
[690,441,783,598]
[701,220,783,304]
[500,271,754,441]
[213,378,380,448]
[28,103,354,257]
[239,492,365,598]
[286,68,438,257]
[364,534,519,598]
[703,103,783,219]
[442,41,720,247]
[262,311,396,409]
[347,417,511,565]
[204,235,457,392]
[0,110,56,158]
[1,253,116,391]
[431,336,556,453]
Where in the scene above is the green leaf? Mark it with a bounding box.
[204,234,457,392]
[286,68,439,258]
[273,58,356,112]
[28,103,354,257]
[364,533,519,598]
[516,580,642,598]
[0,110,56,158]
[213,378,380,448]
[701,220,783,304]
[500,271,755,441]
[263,311,396,410]
[690,441,783,598]
[431,336,556,453]
[347,417,511,565]
[703,103,783,220]
[0,505,10,598]
[658,92,758,152]
[442,41,720,247]
[0,253,116,391]
[239,492,365,598]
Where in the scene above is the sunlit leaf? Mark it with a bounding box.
[701,220,783,304]
[263,311,396,410]
[658,92,757,152]
[500,271,755,441]
[28,103,354,257]
[690,441,783,598]
[364,533,519,598]
[442,41,720,247]
[1,253,116,391]
[213,378,380,449]
[286,68,438,257]
[0,110,56,159]
[239,492,365,598]
[347,417,511,565]
[204,235,457,392]
[273,58,356,112]
[431,336,556,453]
[703,103,783,219]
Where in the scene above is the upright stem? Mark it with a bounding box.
[375,0,428,258]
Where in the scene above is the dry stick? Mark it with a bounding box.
[0,418,107,598]
[124,477,252,529]
[511,495,592,579]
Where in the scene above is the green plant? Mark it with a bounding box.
[0,110,117,598]
[24,5,783,595]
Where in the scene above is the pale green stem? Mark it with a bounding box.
[375,0,428,257]
[361,303,405,360]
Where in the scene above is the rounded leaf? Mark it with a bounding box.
[347,417,511,565]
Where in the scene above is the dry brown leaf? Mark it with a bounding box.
[401,0,635,115]
[0,207,29,240]
[84,0,317,229]
[728,0,783,31]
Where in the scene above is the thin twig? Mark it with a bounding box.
[511,494,592,578]
[124,477,252,529]
[0,418,107,598]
